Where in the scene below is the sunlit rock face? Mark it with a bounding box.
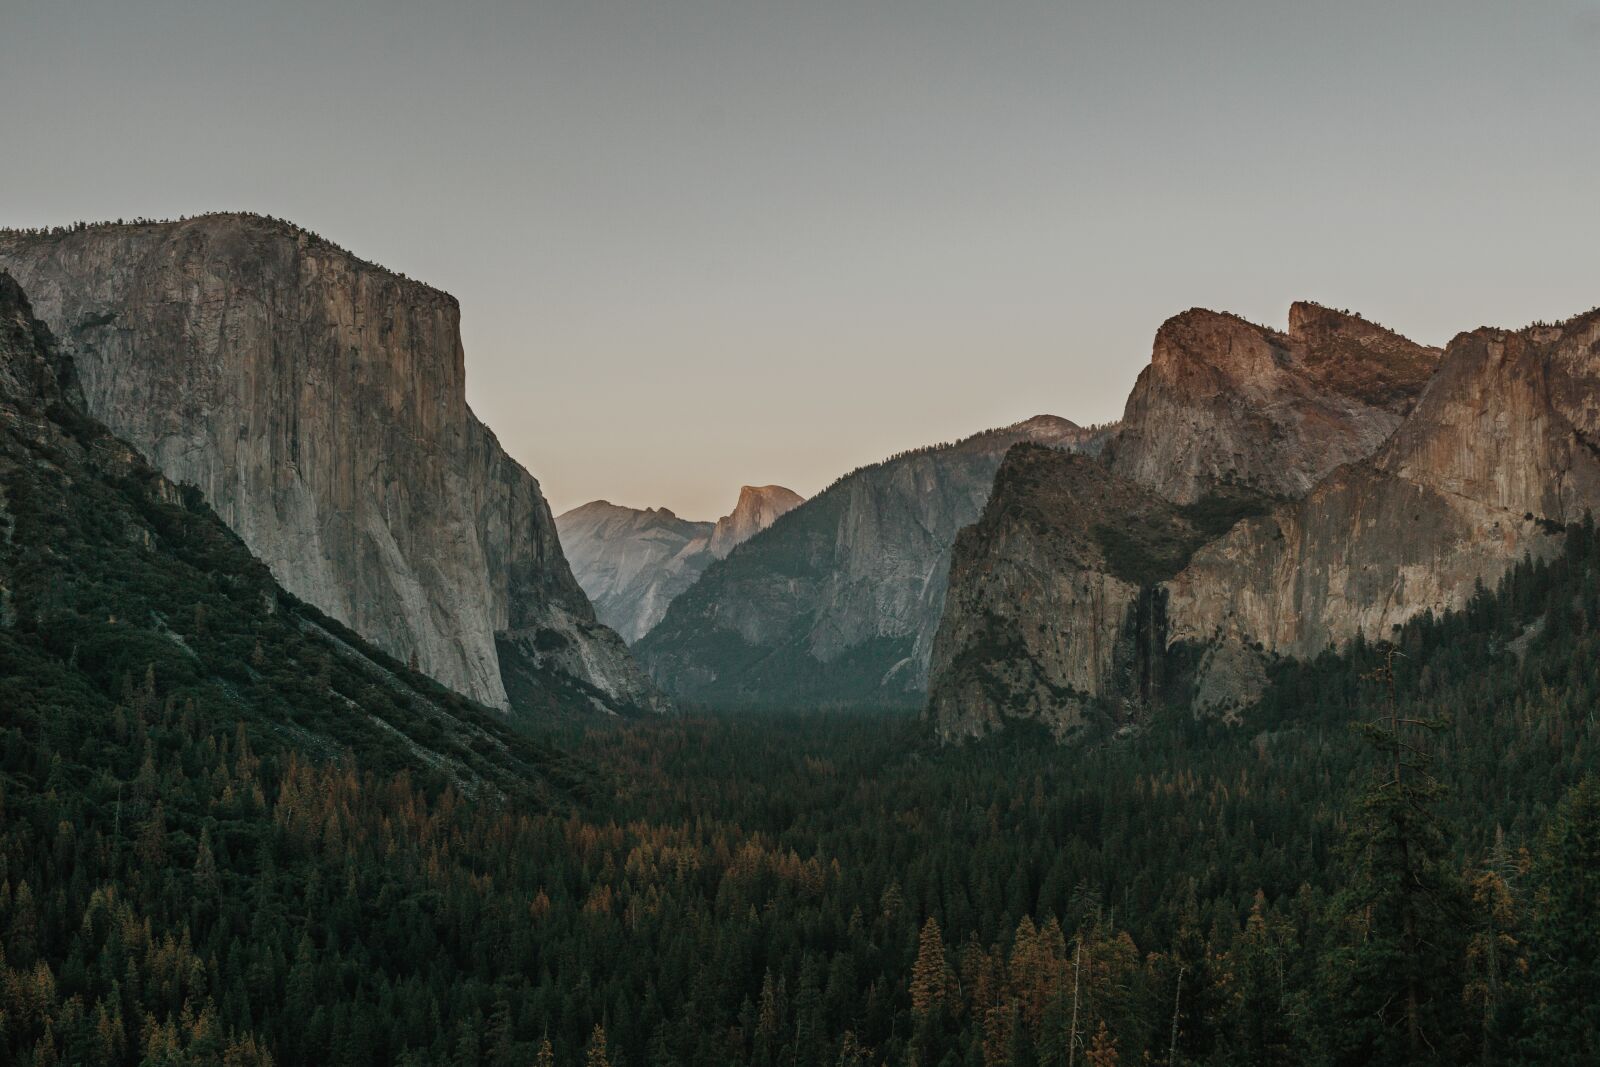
[1167,307,1600,660]
[1104,303,1440,504]
[928,301,1600,741]
[635,415,1107,709]
[0,215,665,716]
[706,485,804,559]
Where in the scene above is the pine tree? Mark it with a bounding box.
[912,917,950,1019]
[1516,776,1600,1062]
[1228,891,1296,1066]
[194,826,219,895]
[1319,648,1469,1065]
[1084,1021,1118,1067]
[586,1023,611,1067]
[1167,885,1226,1062]
[1462,841,1521,1063]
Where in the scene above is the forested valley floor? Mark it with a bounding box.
[5,519,1600,1065]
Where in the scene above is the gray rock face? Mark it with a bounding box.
[555,502,716,643]
[556,485,802,644]
[929,301,1600,742]
[635,415,1106,708]
[927,446,1197,740]
[0,215,664,716]
[0,269,567,796]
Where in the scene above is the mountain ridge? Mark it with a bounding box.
[928,298,1600,740]
[635,413,1106,707]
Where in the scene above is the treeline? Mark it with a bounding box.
[813,420,1117,500]
[0,212,421,284]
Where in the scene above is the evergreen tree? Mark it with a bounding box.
[1227,891,1296,1066]
[1320,649,1469,1065]
[1515,776,1600,1062]
[586,1023,611,1067]
[911,917,951,1020]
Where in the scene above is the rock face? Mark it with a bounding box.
[1166,308,1600,659]
[635,416,1106,708]
[556,502,715,643]
[927,446,1202,740]
[929,301,1600,741]
[706,485,804,559]
[556,485,802,644]
[0,269,567,794]
[0,215,664,717]
[1103,304,1439,503]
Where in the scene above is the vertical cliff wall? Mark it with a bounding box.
[0,215,663,716]
[926,446,1200,740]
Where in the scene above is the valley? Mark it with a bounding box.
[9,6,1599,1063]
[1,217,1598,1065]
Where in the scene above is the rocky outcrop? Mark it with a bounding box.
[1104,303,1439,503]
[1166,307,1600,658]
[928,301,1600,742]
[556,502,716,643]
[557,485,803,643]
[635,415,1107,708]
[0,215,664,716]
[706,485,804,559]
[927,446,1203,740]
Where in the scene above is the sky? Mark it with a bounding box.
[4,2,1600,518]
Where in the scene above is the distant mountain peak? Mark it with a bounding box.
[555,485,800,643]
[708,485,804,559]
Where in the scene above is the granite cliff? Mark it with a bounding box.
[0,269,568,794]
[1103,303,1439,503]
[706,485,804,559]
[0,215,664,717]
[929,301,1600,740]
[636,416,1106,708]
[556,485,802,644]
[1166,306,1600,659]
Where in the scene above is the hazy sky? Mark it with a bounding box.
[5,2,1600,517]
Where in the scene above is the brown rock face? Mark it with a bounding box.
[1104,304,1439,503]
[1168,308,1600,658]
[929,300,1600,742]
[0,215,664,716]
